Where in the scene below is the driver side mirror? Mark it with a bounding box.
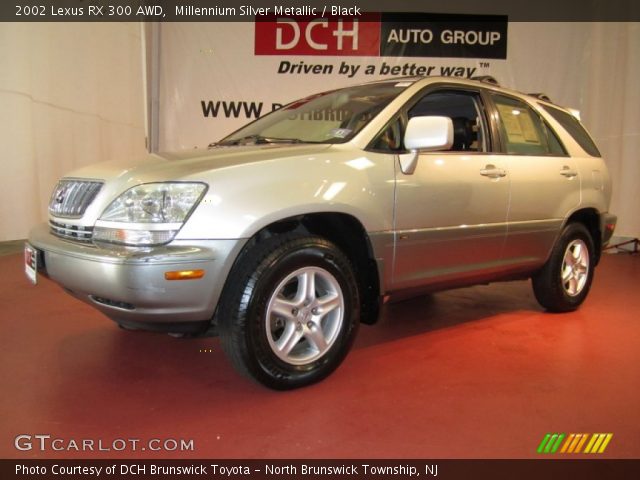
[404,116,454,151]
[400,116,454,174]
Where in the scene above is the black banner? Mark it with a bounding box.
[3,459,640,480]
[380,13,508,59]
[0,0,639,22]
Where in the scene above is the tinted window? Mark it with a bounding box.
[541,104,601,157]
[371,117,404,152]
[409,91,487,152]
[492,94,558,156]
[542,121,567,156]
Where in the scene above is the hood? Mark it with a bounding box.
[65,143,333,184]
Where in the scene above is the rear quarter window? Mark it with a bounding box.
[541,104,602,157]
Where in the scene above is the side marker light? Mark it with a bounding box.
[164,270,205,280]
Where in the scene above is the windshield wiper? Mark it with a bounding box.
[218,135,306,146]
[264,137,306,144]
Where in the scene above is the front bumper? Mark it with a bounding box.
[28,223,246,332]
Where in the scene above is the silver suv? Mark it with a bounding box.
[26,77,616,389]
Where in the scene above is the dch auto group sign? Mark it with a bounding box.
[255,12,508,59]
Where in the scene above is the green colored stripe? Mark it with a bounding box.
[537,434,551,453]
[544,434,558,453]
[551,433,565,453]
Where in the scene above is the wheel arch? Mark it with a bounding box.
[222,212,382,326]
[564,207,602,264]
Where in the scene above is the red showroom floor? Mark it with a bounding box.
[0,251,638,459]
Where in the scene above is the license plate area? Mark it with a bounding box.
[24,243,39,285]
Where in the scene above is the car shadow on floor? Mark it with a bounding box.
[354,280,545,350]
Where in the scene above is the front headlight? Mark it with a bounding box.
[93,182,207,246]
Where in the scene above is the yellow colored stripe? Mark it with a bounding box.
[560,434,575,453]
[598,434,613,453]
[584,434,599,453]
[575,434,589,453]
[589,434,606,453]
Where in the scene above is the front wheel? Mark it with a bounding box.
[218,234,360,390]
[532,223,595,312]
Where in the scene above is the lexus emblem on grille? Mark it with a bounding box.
[55,186,67,204]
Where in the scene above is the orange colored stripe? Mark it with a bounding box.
[598,434,613,453]
[567,434,581,453]
[560,434,575,453]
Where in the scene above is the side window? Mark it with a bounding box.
[492,94,556,156]
[541,121,567,156]
[371,117,404,152]
[541,104,601,157]
[408,91,487,152]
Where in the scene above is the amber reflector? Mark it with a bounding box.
[164,269,205,280]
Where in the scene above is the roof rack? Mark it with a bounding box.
[528,92,552,102]
[471,75,500,86]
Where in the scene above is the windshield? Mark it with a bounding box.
[218,81,409,146]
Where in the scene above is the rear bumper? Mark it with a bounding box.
[600,212,617,246]
[28,223,246,332]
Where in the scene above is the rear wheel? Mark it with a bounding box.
[532,222,595,312]
[218,234,359,390]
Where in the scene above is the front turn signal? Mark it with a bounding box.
[164,269,205,281]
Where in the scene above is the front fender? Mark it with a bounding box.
[176,147,396,240]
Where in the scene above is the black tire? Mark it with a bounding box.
[532,223,595,312]
[218,234,360,390]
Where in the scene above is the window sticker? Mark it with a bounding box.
[496,104,541,145]
[329,128,352,138]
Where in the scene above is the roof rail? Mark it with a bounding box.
[471,75,500,86]
[528,92,552,102]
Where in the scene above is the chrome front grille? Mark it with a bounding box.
[49,220,94,243]
[49,179,103,218]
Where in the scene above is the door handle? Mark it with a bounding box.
[480,164,507,178]
[560,166,578,178]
